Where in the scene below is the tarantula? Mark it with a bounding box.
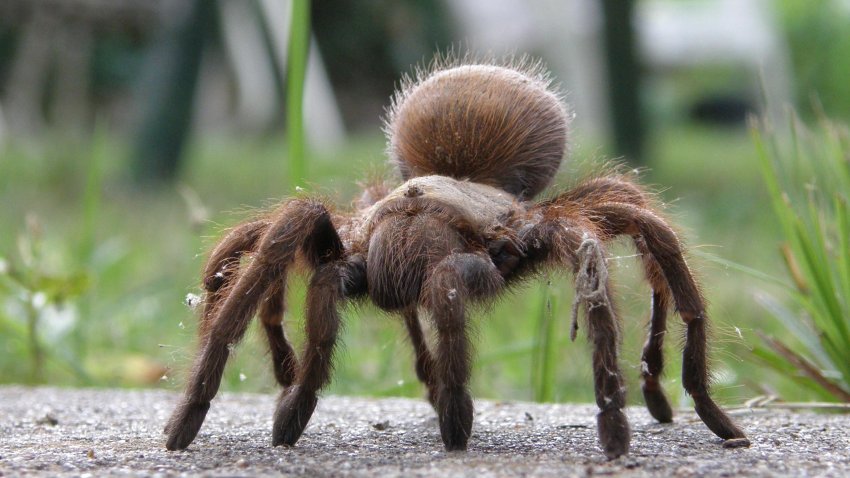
[164,58,749,458]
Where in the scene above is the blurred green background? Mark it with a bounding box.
[1,0,849,408]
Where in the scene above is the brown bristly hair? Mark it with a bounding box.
[384,53,571,200]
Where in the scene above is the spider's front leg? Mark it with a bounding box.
[165,199,346,451]
[522,219,631,459]
[422,252,503,451]
[272,253,366,446]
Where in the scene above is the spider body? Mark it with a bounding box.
[165,59,749,458]
[357,175,519,310]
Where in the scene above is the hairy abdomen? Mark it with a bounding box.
[385,62,569,199]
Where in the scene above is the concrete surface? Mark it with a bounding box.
[0,386,848,477]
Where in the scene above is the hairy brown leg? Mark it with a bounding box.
[259,285,298,388]
[546,178,675,423]
[165,200,343,451]
[588,292,631,459]
[165,262,276,451]
[201,221,298,388]
[635,238,674,423]
[596,202,748,444]
[166,221,269,442]
[575,237,630,459]
[272,256,366,446]
[640,291,673,423]
[199,220,268,338]
[402,307,437,406]
[422,253,502,451]
[519,216,631,458]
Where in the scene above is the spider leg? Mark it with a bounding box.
[197,220,298,388]
[272,254,366,446]
[165,199,344,451]
[635,239,674,423]
[520,218,630,458]
[577,237,631,459]
[593,202,748,444]
[402,307,437,406]
[259,284,298,388]
[421,252,503,451]
[546,176,675,422]
[640,292,673,422]
[199,219,269,338]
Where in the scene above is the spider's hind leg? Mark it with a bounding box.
[519,215,631,459]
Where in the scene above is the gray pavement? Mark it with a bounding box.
[0,386,848,477]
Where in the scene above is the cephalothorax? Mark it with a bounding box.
[165,58,749,458]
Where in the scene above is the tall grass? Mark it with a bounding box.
[752,114,850,401]
[286,0,311,188]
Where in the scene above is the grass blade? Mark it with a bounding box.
[286,0,310,188]
[760,334,850,402]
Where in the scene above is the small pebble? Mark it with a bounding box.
[372,421,390,431]
[36,414,58,426]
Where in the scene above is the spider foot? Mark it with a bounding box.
[694,397,748,442]
[164,401,210,451]
[437,387,473,451]
[597,408,631,460]
[722,437,751,449]
[272,386,318,447]
[641,383,673,423]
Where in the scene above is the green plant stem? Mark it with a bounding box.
[74,127,105,360]
[287,0,310,188]
[26,301,43,383]
[532,282,557,402]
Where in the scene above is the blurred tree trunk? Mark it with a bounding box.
[131,0,217,184]
[4,12,54,136]
[600,0,644,164]
[52,20,93,139]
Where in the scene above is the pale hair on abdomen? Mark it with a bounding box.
[384,57,570,200]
